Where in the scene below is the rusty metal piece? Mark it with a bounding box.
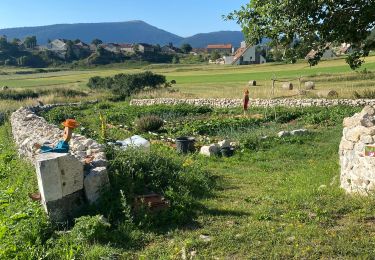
[134,193,170,213]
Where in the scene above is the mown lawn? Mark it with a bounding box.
[2,103,375,259]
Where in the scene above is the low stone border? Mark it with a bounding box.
[10,102,108,204]
[340,106,375,194]
[130,98,375,108]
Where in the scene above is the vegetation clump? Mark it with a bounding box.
[135,115,164,132]
[353,89,375,99]
[87,71,166,98]
[105,146,215,227]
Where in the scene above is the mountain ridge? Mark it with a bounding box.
[0,21,244,48]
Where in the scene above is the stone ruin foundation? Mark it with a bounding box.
[340,106,375,194]
[11,105,109,222]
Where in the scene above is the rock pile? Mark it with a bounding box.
[11,106,109,204]
[131,98,375,108]
[339,106,375,194]
[277,129,308,138]
[200,139,234,157]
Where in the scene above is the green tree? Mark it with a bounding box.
[65,40,76,61]
[11,38,21,45]
[210,50,221,61]
[172,55,180,64]
[180,43,192,54]
[91,38,103,46]
[23,36,37,49]
[227,0,375,69]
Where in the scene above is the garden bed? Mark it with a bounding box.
[4,101,375,259]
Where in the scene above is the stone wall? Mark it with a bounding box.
[130,98,375,108]
[11,104,108,204]
[339,106,375,194]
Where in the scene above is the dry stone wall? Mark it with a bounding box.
[131,98,375,108]
[11,104,109,206]
[339,106,375,194]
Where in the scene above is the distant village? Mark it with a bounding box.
[0,34,353,67]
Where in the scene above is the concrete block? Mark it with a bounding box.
[59,155,84,197]
[200,144,219,156]
[36,153,84,204]
[46,190,85,223]
[84,167,110,203]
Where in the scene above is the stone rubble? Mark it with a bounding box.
[200,139,235,157]
[131,98,375,108]
[278,129,308,137]
[10,104,108,206]
[339,106,375,194]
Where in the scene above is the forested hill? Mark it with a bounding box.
[0,20,244,47]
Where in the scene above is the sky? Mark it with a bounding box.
[0,0,248,37]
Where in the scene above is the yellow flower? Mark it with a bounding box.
[183,158,194,167]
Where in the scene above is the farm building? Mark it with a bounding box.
[305,44,337,60]
[161,45,180,54]
[207,44,233,54]
[119,44,134,53]
[138,43,155,53]
[226,41,267,65]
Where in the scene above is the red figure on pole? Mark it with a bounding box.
[243,88,249,114]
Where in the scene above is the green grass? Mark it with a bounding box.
[3,103,375,258]
[1,56,375,100]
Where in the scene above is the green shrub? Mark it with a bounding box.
[70,215,110,243]
[97,102,112,109]
[135,115,164,132]
[0,89,39,101]
[106,147,214,226]
[87,71,166,98]
[40,106,81,125]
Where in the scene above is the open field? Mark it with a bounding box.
[3,103,375,258]
[0,56,375,104]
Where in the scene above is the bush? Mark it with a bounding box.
[87,71,166,98]
[0,89,39,101]
[106,147,214,226]
[135,115,164,132]
[70,215,110,243]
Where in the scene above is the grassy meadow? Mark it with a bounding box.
[1,57,375,258]
[0,55,375,110]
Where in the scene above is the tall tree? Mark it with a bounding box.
[227,0,375,69]
[181,43,192,54]
[23,36,37,49]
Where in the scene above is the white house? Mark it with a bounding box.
[229,42,267,65]
[47,39,67,59]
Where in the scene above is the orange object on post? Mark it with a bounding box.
[62,119,79,129]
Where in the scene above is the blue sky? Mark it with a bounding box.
[0,0,248,36]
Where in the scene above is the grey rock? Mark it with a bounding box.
[278,131,291,138]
